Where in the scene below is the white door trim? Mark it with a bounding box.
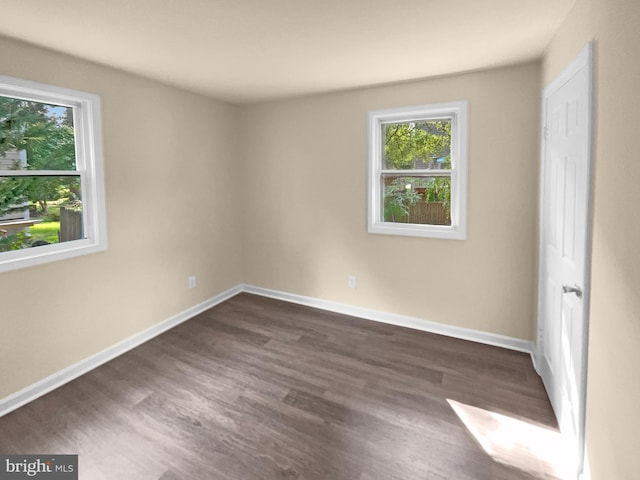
[536,42,595,479]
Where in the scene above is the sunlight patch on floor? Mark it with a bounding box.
[447,399,571,479]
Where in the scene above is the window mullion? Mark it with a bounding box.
[0,170,80,177]
[380,169,452,177]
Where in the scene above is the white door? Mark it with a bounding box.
[538,43,593,478]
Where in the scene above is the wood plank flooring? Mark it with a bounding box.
[0,293,560,479]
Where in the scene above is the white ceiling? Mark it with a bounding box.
[0,0,576,104]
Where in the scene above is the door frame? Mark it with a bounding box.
[536,42,595,479]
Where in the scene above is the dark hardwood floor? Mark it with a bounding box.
[0,293,561,479]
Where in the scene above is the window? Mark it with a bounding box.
[0,76,107,272]
[368,101,467,239]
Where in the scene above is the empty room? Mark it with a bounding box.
[0,0,638,479]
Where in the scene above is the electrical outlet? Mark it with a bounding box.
[348,275,357,289]
[188,275,196,289]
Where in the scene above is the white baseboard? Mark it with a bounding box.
[243,284,536,357]
[1,282,537,418]
[0,284,243,418]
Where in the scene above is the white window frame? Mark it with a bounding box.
[0,75,107,273]
[368,100,467,240]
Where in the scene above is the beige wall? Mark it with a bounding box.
[240,62,541,340]
[544,0,640,478]
[0,36,243,399]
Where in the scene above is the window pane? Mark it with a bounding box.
[382,175,451,225]
[383,119,451,170]
[0,96,76,171]
[0,175,83,252]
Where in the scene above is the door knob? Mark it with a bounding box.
[562,284,583,299]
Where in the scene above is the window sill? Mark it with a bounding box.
[368,221,466,240]
[0,239,107,273]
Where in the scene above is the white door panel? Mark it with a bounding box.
[538,43,593,479]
